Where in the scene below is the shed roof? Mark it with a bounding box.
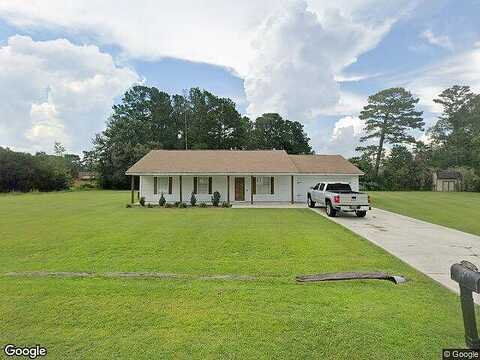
[436,170,462,179]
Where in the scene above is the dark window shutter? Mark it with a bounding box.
[154,177,158,195]
[208,177,212,194]
[193,177,197,194]
[168,177,172,194]
[252,176,256,195]
[271,177,274,194]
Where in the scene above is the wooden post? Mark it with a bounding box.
[227,175,230,203]
[291,175,294,204]
[130,175,134,204]
[250,176,254,204]
[179,175,183,202]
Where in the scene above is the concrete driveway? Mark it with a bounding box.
[311,207,480,302]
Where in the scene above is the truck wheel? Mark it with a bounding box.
[355,211,367,218]
[326,201,336,217]
[307,195,316,208]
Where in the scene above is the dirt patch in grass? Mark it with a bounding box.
[3,271,257,281]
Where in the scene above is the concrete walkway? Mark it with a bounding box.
[311,207,480,302]
[233,202,307,208]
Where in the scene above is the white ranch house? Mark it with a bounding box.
[126,150,363,204]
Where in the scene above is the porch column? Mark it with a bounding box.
[130,175,135,204]
[250,176,254,204]
[227,175,230,203]
[179,175,183,202]
[291,175,294,204]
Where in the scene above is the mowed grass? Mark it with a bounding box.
[0,191,468,359]
[370,191,480,236]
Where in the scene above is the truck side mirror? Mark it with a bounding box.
[451,261,480,349]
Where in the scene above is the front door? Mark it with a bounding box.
[235,177,245,201]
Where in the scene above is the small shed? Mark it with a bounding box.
[432,170,463,192]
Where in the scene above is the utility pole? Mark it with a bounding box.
[183,89,188,150]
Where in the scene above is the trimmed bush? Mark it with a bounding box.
[199,202,208,208]
[174,201,181,207]
[139,197,146,206]
[159,192,166,206]
[211,191,221,207]
[221,201,231,208]
[79,183,96,190]
[190,192,197,206]
[126,204,132,208]
[178,202,188,208]
[164,203,174,208]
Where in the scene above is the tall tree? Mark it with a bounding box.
[357,87,424,176]
[250,113,312,154]
[90,86,253,189]
[429,85,478,168]
[53,141,66,157]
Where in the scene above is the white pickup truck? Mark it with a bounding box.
[307,182,371,218]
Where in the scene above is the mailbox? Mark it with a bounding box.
[450,260,480,349]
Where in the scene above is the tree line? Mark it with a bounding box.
[0,144,82,192]
[1,84,478,193]
[85,86,312,189]
[350,85,480,191]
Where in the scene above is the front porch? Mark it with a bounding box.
[131,174,296,205]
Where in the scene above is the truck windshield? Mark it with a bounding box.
[326,183,352,192]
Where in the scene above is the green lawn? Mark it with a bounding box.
[370,191,480,236]
[0,191,467,359]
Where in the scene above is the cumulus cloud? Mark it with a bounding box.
[0,35,139,152]
[319,116,366,157]
[244,1,397,120]
[0,0,421,154]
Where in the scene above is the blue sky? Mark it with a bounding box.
[0,0,479,156]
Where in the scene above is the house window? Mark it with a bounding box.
[256,176,273,194]
[197,177,209,194]
[154,177,169,194]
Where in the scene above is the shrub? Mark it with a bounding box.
[159,192,166,206]
[126,204,132,208]
[221,201,231,208]
[139,196,145,206]
[199,202,208,208]
[178,202,188,208]
[190,192,197,206]
[79,183,96,190]
[211,191,221,207]
[164,203,174,208]
[147,203,153,208]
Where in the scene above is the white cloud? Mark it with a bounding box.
[403,46,480,118]
[0,0,422,154]
[315,116,366,157]
[0,35,139,153]
[332,116,365,139]
[244,1,397,120]
[420,29,453,51]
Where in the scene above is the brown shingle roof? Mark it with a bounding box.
[126,150,298,174]
[126,150,363,175]
[288,154,364,175]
